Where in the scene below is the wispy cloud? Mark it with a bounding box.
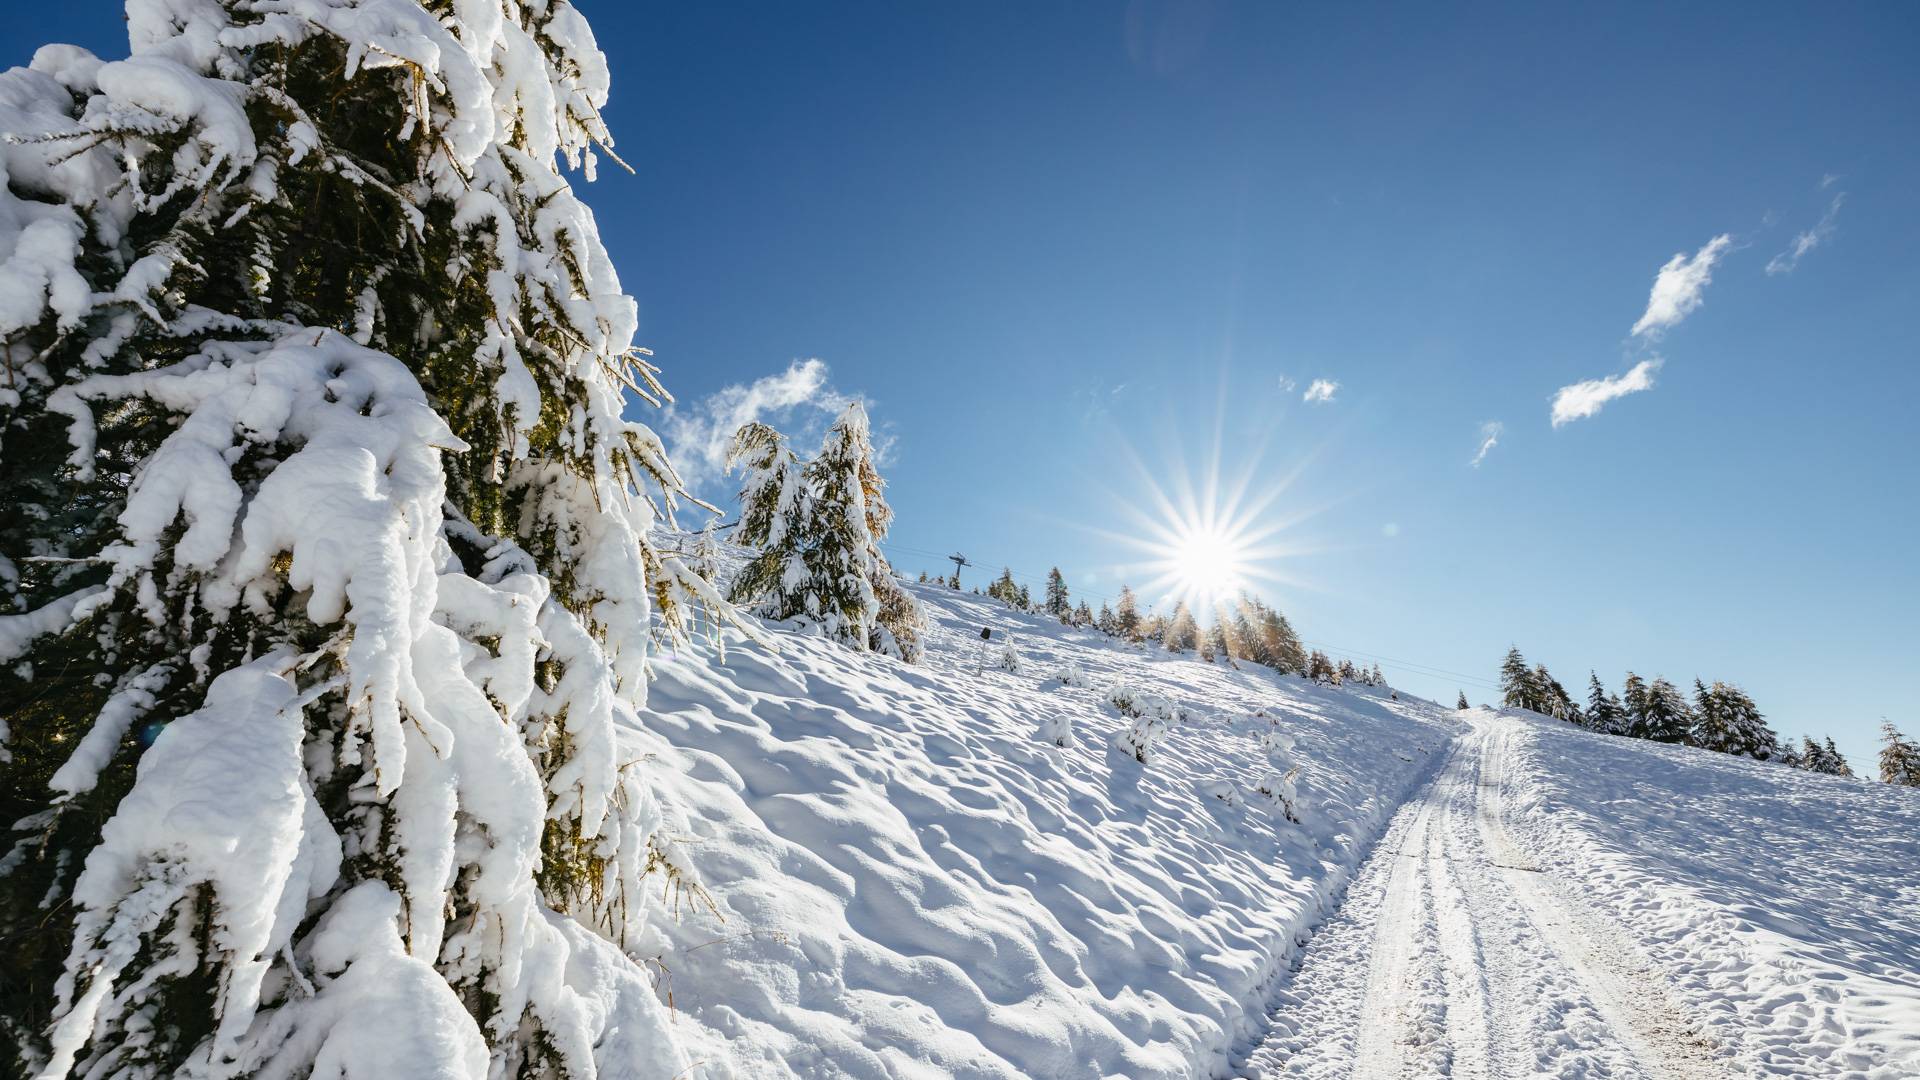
[1276,374,1297,393]
[1470,421,1503,467]
[1551,358,1661,427]
[1766,193,1846,275]
[664,358,848,494]
[1631,234,1733,338]
[1302,378,1339,404]
[1821,172,1842,189]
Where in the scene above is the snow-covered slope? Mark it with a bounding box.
[609,563,1918,1079]
[621,577,1456,1078]
[1502,715,1920,1077]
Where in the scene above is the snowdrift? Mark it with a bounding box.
[624,576,1457,1078]
[1500,714,1920,1077]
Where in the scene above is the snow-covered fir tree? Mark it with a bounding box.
[1640,677,1693,743]
[1043,566,1070,620]
[1691,679,1778,760]
[1586,673,1624,734]
[1457,691,1472,710]
[1878,723,1920,786]
[1095,602,1116,635]
[1621,672,1652,738]
[0,3,734,1075]
[1072,599,1093,627]
[729,404,923,661]
[1800,736,1854,777]
[1499,647,1535,711]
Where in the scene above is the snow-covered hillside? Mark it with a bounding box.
[1504,718,1920,1076]
[622,572,1456,1077]
[621,568,1920,1079]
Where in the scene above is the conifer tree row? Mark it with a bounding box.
[1498,649,1866,781]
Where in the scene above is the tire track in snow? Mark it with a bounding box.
[1475,719,1727,1079]
[1238,739,1464,1078]
[1240,712,1729,1079]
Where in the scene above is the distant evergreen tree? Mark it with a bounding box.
[987,567,1020,607]
[1072,600,1094,627]
[1691,680,1777,759]
[1640,677,1692,743]
[1538,666,1578,723]
[1044,567,1071,619]
[1500,647,1533,710]
[1206,620,1233,665]
[1114,585,1142,641]
[1621,673,1651,737]
[1164,602,1199,653]
[1878,723,1920,786]
[1307,650,1339,685]
[1233,596,1307,674]
[1822,737,1855,778]
[1096,602,1117,635]
[1778,738,1808,769]
[1337,658,1361,684]
[1586,673,1623,734]
[1800,736,1854,777]
[1015,583,1032,610]
[1457,691,1471,710]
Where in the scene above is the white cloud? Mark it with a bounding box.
[1551,358,1662,427]
[1276,374,1297,393]
[1766,193,1845,275]
[1470,421,1503,467]
[1631,234,1733,338]
[1302,378,1339,404]
[663,358,848,494]
[1821,172,1842,189]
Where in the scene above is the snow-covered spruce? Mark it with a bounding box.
[0,4,731,1076]
[726,403,925,662]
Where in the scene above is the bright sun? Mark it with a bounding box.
[1090,430,1319,622]
[1170,523,1250,609]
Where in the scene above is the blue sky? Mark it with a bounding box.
[9,3,1916,768]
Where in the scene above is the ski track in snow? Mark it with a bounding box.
[1238,714,1727,1080]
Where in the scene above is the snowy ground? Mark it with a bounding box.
[1239,710,1920,1080]
[624,577,1455,1078]
[1504,715,1920,1078]
[615,569,1918,1078]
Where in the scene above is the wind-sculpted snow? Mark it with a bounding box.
[629,575,1456,1078]
[1502,715,1920,1077]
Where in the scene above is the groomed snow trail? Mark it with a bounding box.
[1240,712,1726,1079]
